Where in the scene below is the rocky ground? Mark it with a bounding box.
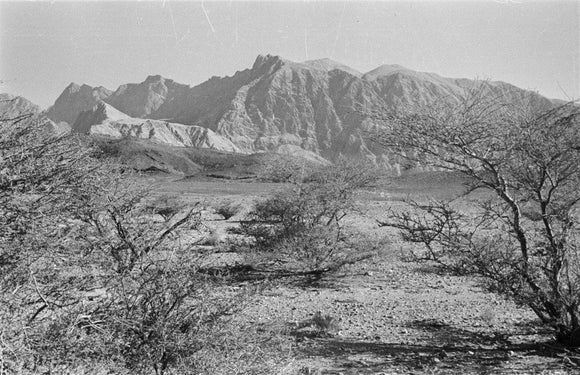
[153,174,580,374]
[242,197,577,374]
[243,255,579,374]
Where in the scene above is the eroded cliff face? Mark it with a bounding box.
[73,101,240,153]
[47,54,554,168]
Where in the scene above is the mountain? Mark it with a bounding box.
[303,58,362,77]
[0,93,41,118]
[47,54,555,170]
[364,64,441,81]
[46,83,112,125]
[1,93,70,135]
[105,75,191,119]
[73,101,240,153]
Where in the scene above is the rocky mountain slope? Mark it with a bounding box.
[74,101,240,152]
[46,55,555,168]
[105,75,191,119]
[303,58,363,77]
[46,83,112,126]
[0,93,41,118]
[0,93,70,135]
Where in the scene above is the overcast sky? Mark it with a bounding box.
[1,1,578,109]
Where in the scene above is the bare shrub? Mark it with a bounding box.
[257,154,316,183]
[310,312,340,335]
[239,158,378,275]
[214,199,241,220]
[290,311,339,338]
[0,111,289,373]
[372,83,580,346]
[146,194,183,221]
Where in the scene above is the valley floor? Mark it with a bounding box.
[147,173,579,374]
[243,250,575,374]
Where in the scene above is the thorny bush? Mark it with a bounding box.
[0,110,281,374]
[372,83,580,346]
[238,158,378,275]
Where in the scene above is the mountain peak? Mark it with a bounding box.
[80,83,97,92]
[144,74,165,84]
[252,54,284,70]
[0,93,41,116]
[363,64,413,80]
[47,83,112,125]
[303,58,362,77]
[65,82,81,92]
[384,64,408,70]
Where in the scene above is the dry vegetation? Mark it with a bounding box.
[2,91,580,374]
[0,112,293,374]
[371,86,580,347]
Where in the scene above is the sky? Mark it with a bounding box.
[1,0,578,109]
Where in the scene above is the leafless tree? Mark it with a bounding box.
[371,84,580,346]
[0,111,260,374]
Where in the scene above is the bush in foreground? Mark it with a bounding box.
[373,84,580,346]
[0,110,290,374]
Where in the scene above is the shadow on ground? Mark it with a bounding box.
[297,321,580,374]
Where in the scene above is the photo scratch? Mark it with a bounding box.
[201,1,216,33]
[167,3,179,43]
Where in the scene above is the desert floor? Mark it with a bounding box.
[145,172,579,374]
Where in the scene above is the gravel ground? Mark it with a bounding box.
[237,203,580,374]
[151,176,580,374]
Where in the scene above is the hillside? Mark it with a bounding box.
[73,101,241,153]
[45,54,555,169]
[0,93,70,135]
[46,83,112,125]
[0,93,41,118]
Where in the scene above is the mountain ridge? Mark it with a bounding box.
[303,58,363,77]
[44,54,555,169]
